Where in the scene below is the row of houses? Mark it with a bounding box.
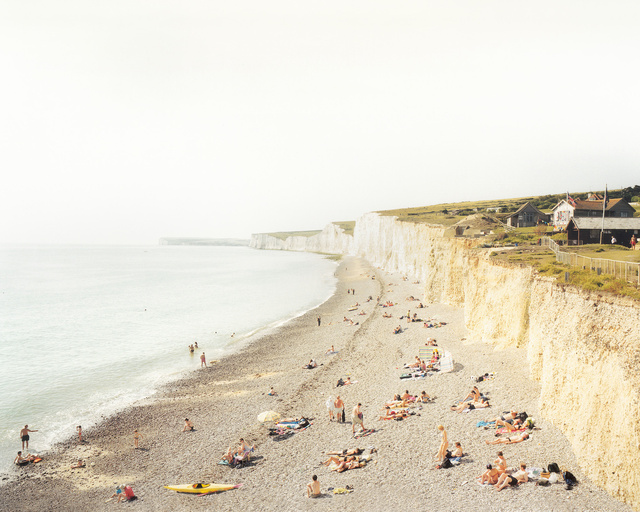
[503,194,640,246]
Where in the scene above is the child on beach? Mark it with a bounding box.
[183,418,194,432]
[307,475,320,498]
[76,425,82,443]
[133,430,143,448]
[200,352,207,367]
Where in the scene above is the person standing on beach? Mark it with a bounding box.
[133,429,143,449]
[200,352,207,367]
[334,396,345,423]
[20,425,38,450]
[76,425,82,443]
[352,403,365,434]
[317,316,321,327]
[436,425,448,463]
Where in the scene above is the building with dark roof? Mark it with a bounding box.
[505,202,549,228]
[567,217,640,245]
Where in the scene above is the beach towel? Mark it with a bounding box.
[439,351,454,373]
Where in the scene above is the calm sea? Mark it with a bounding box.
[0,245,337,474]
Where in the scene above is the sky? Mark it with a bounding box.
[1,1,639,244]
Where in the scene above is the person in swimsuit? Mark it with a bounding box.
[14,451,35,466]
[478,464,500,484]
[20,425,38,450]
[76,425,82,443]
[200,352,207,367]
[334,396,345,422]
[494,452,507,474]
[133,429,143,448]
[436,425,448,462]
[450,442,463,462]
[485,432,529,445]
[494,463,528,491]
[351,403,365,434]
[307,475,321,497]
[182,418,194,432]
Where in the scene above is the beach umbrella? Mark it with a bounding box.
[257,411,280,423]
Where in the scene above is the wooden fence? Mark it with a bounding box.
[541,237,640,285]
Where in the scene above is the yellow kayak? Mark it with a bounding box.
[164,483,242,494]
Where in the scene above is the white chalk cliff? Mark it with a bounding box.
[251,212,640,510]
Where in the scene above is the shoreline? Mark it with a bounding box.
[0,257,630,511]
[0,248,338,480]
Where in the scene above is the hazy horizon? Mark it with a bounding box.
[2,1,639,244]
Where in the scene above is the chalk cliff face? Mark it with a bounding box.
[249,223,353,255]
[252,212,640,509]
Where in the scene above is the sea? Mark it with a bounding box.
[0,244,337,475]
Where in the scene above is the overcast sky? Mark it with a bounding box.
[1,1,639,244]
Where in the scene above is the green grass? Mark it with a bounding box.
[333,221,355,236]
[489,248,640,300]
[569,244,640,263]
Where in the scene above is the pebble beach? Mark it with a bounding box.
[0,256,630,512]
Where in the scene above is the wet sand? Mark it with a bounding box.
[0,257,629,511]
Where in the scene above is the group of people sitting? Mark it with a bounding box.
[478,452,529,491]
[220,438,255,467]
[450,386,491,412]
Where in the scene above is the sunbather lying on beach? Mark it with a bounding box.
[485,432,529,445]
[382,312,392,318]
[70,458,85,469]
[494,463,528,491]
[495,418,523,431]
[478,464,500,484]
[333,460,366,473]
[325,448,363,456]
[450,400,490,413]
[302,359,317,369]
[378,406,409,420]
